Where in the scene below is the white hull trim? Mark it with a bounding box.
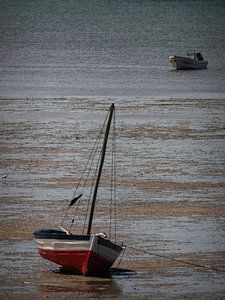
[169,55,208,70]
[34,233,122,266]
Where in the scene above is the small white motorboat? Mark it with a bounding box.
[169,50,208,70]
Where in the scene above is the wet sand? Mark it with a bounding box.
[0,98,225,299]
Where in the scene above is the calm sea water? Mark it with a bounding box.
[0,0,225,99]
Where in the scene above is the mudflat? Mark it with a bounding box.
[1,98,225,299]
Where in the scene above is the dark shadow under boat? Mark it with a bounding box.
[54,266,136,278]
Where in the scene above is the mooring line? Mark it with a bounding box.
[117,244,127,267]
[126,245,225,273]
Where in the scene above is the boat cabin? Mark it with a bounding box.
[187,50,203,61]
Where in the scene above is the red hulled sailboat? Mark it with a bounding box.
[34,104,123,276]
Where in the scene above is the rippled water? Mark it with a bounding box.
[1,0,225,98]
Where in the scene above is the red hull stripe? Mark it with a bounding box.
[39,249,113,275]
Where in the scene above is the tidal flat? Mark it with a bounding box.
[0,98,225,299]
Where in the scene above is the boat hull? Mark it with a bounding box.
[34,229,122,276]
[169,55,208,70]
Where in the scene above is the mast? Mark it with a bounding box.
[87,103,115,235]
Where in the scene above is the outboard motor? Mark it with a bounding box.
[196,52,203,60]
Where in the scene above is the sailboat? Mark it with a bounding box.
[33,104,123,276]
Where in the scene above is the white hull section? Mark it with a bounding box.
[35,237,91,251]
[169,55,208,70]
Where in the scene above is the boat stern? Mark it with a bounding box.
[84,234,123,275]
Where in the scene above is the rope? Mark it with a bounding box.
[110,108,117,241]
[113,110,117,243]
[125,245,225,273]
[60,108,110,232]
[82,140,102,234]
[117,244,127,267]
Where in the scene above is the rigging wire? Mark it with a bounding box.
[109,107,117,241]
[60,108,110,232]
[82,138,103,234]
[69,109,110,233]
[109,120,113,240]
[125,245,225,273]
[113,109,117,243]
